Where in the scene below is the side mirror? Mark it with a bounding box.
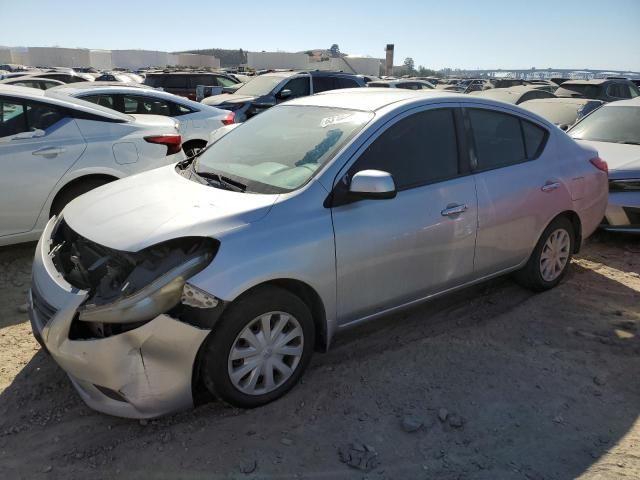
[349,170,396,200]
[12,129,45,140]
[277,89,292,99]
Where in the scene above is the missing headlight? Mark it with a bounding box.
[51,221,219,325]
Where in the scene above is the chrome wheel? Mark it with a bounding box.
[228,312,304,396]
[539,228,571,282]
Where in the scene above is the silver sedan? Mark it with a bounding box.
[29,88,608,418]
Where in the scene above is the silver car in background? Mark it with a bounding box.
[569,97,640,232]
[0,85,184,246]
[51,83,235,156]
[29,89,608,418]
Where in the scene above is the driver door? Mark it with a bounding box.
[331,106,478,324]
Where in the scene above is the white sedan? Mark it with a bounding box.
[0,85,185,246]
[50,83,235,156]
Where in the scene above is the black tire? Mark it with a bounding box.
[515,216,575,292]
[201,286,315,408]
[50,178,113,217]
[183,140,207,158]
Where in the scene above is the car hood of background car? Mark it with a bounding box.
[577,140,640,176]
[62,165,279,252]
[203,94,259,106]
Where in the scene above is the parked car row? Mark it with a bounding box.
[19,86,614,419]
[0,62,635,420]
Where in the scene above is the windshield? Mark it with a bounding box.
[234,75,286,96]
[196,105,373,193]
[569,106,640,144]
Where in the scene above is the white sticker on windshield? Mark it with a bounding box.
[320,113,355,128]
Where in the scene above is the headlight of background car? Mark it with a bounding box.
[77,237,218,324]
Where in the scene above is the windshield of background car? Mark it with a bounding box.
[234,75,287,96]
[569,106,640,144]
[196,105,373,193]
[523,102,580,126]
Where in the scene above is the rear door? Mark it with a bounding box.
[332,105,478,324]
[463,105,555,276]
[0,97,86,236]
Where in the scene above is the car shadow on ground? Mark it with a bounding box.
[1,238,639,478]
[0,242,36,329]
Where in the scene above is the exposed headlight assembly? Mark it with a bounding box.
[78,254,212,324]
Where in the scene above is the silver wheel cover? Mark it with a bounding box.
[228,311,304,396]
[539,228,571,282]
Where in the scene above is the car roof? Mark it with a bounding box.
[287,87,464,111]
[520,97,597,106]
[471,86,542,101]
[599,97,640,107]
[0,85,132,121]
[49,81,153,93]
[560,79,608,85]
[50,83,204,108]
[0,75,63,84]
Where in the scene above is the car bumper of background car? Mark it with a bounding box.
[601,191,640,233]
[29,219,211,419]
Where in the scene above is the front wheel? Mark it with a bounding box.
[515,216,575,292]
[201,286,315,408]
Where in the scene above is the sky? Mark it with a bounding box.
[2,0,639,71]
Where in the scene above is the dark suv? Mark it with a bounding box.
[144,72,240,100]
[201,71,366,121]
[554,79,639,103]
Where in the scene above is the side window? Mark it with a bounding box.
[313,77,334,93]
[216,76,237,88]
[171,103,193,116]
[0,100,28,138]
[82,94,115,110]
[122,95,143,113]
[165,75,188,89]
[42,81,60,90]
[26,102,63,131]
[396,83,418,90]
[126,96,171,116]
[468,109,548,170]
[468,109,526,169]
[522,121,547,158]
[334,77,359,89]
[282,77,310,97]
[351,109,459,190]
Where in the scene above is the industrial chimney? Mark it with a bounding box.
[385,44,394,76]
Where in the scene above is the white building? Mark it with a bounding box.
[247,51,381,76]
[0,46,219,70]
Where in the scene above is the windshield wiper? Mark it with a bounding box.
[193,161,247,192]
[619,141,640,146]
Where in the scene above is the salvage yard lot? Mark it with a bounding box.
[1,234,639,479]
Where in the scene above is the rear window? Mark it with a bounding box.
[164,75,188,89]
[555,84,601,99]
[144,75,165,88]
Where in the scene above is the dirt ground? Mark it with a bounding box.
[0,232,639,480]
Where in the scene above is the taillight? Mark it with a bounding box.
[222,111,235,125]
[590,157,608,174]
[144,134,182,156]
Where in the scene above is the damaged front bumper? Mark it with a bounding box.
[29,218,213,418]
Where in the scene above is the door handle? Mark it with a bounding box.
[441,204,468,217]
[541,181,560,192]
[32,147,65,157]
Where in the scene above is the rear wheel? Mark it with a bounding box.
[201,286,314,408]
[515,216,575,291]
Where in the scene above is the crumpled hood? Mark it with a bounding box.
[202,94,257,106]
[63,165,279,252]
[577,140,640,174]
